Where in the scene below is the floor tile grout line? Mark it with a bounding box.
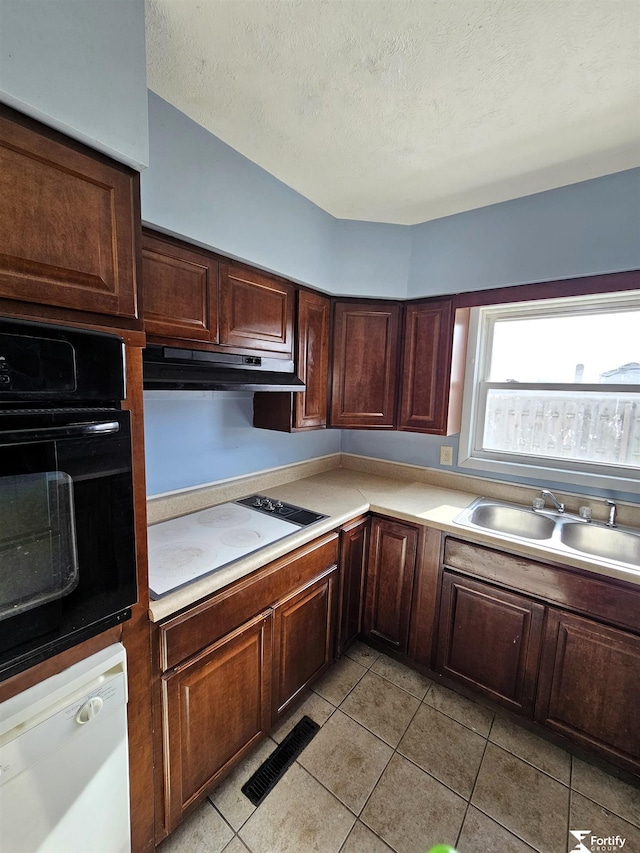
[348,685,432,851]
[466,800,547,853]
[367,655,433,700]
[467,738,569,853]
[486,738,572,789]
[454,728,491,851]
[292,746,389,822]
[422,689,496,739]
[292,713,398,819]
[206,798,242,847]
[570,786,640,832]
[312,655,370,708]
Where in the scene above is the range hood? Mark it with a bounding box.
[142,346,306,391]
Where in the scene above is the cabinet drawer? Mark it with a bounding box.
[443,537,640,634]
[159,533,339,671]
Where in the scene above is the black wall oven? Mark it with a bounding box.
[0,318,137,681]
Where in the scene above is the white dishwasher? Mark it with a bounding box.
[0,643,131,853]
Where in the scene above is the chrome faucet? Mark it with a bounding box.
[540,489,565,513]
[605,499,617,528]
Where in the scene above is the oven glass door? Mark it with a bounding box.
[0,410,137,679]
[0,471,78,620]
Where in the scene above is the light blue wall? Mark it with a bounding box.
[142,93,415,298]
[142,95,639,301]
[144,391,341,496]
[408,168,640,297]
[142,92,335,291]
[329,219,413,298]
[0,0,149,169]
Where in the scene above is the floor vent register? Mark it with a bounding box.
[241,716,320,807]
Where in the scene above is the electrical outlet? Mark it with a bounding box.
[440,445,453,466]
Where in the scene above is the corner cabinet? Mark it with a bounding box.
[155,533,338,838]
[363,517,418,654]
[253,289,330,432]
[329,301,400,428]
[328,297,466,434]
[337,517,369,656]
[142,231,219,343]
[0,105,139,324]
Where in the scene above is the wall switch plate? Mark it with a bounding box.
[440,446,454,466]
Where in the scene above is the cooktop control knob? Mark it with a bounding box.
[264,500,274,511]
[274,501,284,510]
[253,498,262,507]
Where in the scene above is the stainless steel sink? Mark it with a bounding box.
[467,503,556,540]
[454,497,640,571]
[560,522,640,567]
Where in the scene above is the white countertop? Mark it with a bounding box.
[147,464,640,622]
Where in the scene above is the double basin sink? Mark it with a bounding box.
[454,498,640,570]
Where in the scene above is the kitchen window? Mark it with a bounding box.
[458,291,640,494]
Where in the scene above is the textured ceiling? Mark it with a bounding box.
[145,0,640,225]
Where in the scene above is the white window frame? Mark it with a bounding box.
[458,290,640,495]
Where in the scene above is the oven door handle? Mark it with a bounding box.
[0,420,121,443]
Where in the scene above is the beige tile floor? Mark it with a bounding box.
[159,641,640,853]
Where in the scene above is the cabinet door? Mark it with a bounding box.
[337,518,369,656]
[162,611,272,832]
[0,107,138,320]
[435,571,544,716]
[398,299,454,434]
[536,610,640,771]
[252,289,329,432]
[272,566,338,719]
[294,290,330,428]
[219,262,294,355]
[329,301,400,428]
[142,232,219,342]
[363,518,418,654]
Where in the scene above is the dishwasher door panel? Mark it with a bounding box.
[0,643,130,852]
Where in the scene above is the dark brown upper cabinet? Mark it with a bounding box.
[142,231,219,343]
[329,300,400,428]
[0,106,139,323]
[253,289,330,432]
[398,300,468,435]
[219,261,294,357]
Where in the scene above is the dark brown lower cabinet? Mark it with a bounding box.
[337,517,369,656]
[272,567,338,718]
[156,532,339,839]
[363,517,418,655]
[162,611,273,831]
[435,571,544,716]
[536,610,640,771]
